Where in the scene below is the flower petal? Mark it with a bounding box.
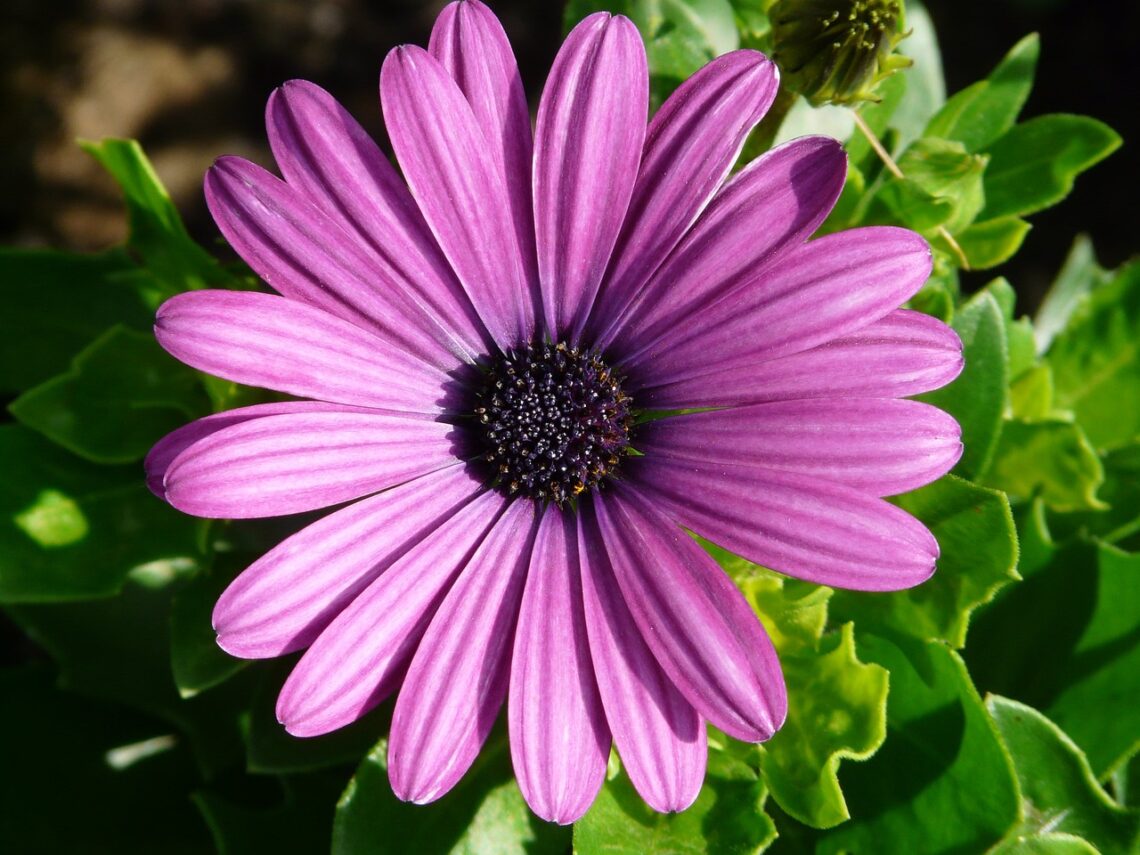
[266,80,492,360]
[635,309,965,409]
[155,290,452,413]
[388,500,537,804]
[589,490,786,742]
[145,401,350,498]
[578,511,707,813]
[533,12,647,338]
[641,399,962,497]
[382,44,537,348]
[509,506,610,824]
[585,50,779,342]
[627,456,939,591]
[163,411,459,519]
[213,465,483,658]
[623,226,934,384]
[276,489,509,736]
[204,156,461,368]
[429,0,537,291]
[605,135,846,356]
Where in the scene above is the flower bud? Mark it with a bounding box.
[770,0,912,106]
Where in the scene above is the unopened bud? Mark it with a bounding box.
[771,0,912,106]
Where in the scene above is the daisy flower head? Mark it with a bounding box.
[147,0,964,825]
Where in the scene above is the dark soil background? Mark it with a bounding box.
[1,0,1135,310]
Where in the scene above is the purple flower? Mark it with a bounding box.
[147,0,963,824]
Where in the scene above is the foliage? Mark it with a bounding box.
[1,5,1131,854]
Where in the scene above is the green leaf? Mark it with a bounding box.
[1050,441,1140,548]
[245,662,390,775]
[0,424,201,602]
[985,277,1037,379]
[875,137,988,233]
[81,138,239,292]
[984,419,1105,512]
[575,746,775,854]
[728,0,769,49]
[1035,235,1110,355]
[889,0,946,146]
[759,623,888,828]
[0,665,213,853]
[737,568,832,656]
[196,774,346,855]
[562,0,738,107]
[1041,546,1140,777]
[968,533,1140,778]
[0,248,153,395]
[990,833,1100,855]
[818,637,1020,855]
[8,326,209,465]
[988,696,1140,855]
[981,114,1121,220]
[954,216,1032,270]
[734,566,889,829]
[170,563,247,699]
[830,475,1019,648]
[925,33,1039,152]
[1048,260,1140,450]
[334,733,569,855]
[5,579,248,777]
[1010,363,1055,421]
[921,291,1008,479]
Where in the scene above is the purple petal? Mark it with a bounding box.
[204,156,463,368]
[589,490,786,742]
[623,227,934,385]
[584,50,779,342]
[641,399,962,497]
[381,44,537,348]
[533,12,647,338]
[429,0,537,292]
[276,489,509,736]
[145,401,350,498]
[577,511,707,812]
[213,465,483,658]
[163,411,458,519]
[155,290,450,413]
[266,80,492,360]
[627,456,939,591]
[509,506,610,824]
[604,136,846,356]
[388,500,537,804]
[635,309,964,409]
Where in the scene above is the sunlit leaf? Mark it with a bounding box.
[818,636,1020,854]
[968,527,1140,778]
[988,697,1140,854]
[984,420,1105,512]
[335,732,568,855]
[81,138,239,293]
[921,291,1008,480]
[575,745,776,854]
[758,624,888,828]
[831,475,1019,649]
[9,326,209,465]
[0,424,201,603]
[981,114,1121,220]
[925,33,1039,152]
[1048,260,1140,450]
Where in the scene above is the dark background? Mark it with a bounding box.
[1,0,1135,310]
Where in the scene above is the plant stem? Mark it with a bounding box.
[850,111,971,270]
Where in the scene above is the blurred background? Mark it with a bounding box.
[0,0,1134,304]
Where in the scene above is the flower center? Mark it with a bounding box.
[473,342,634,506]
